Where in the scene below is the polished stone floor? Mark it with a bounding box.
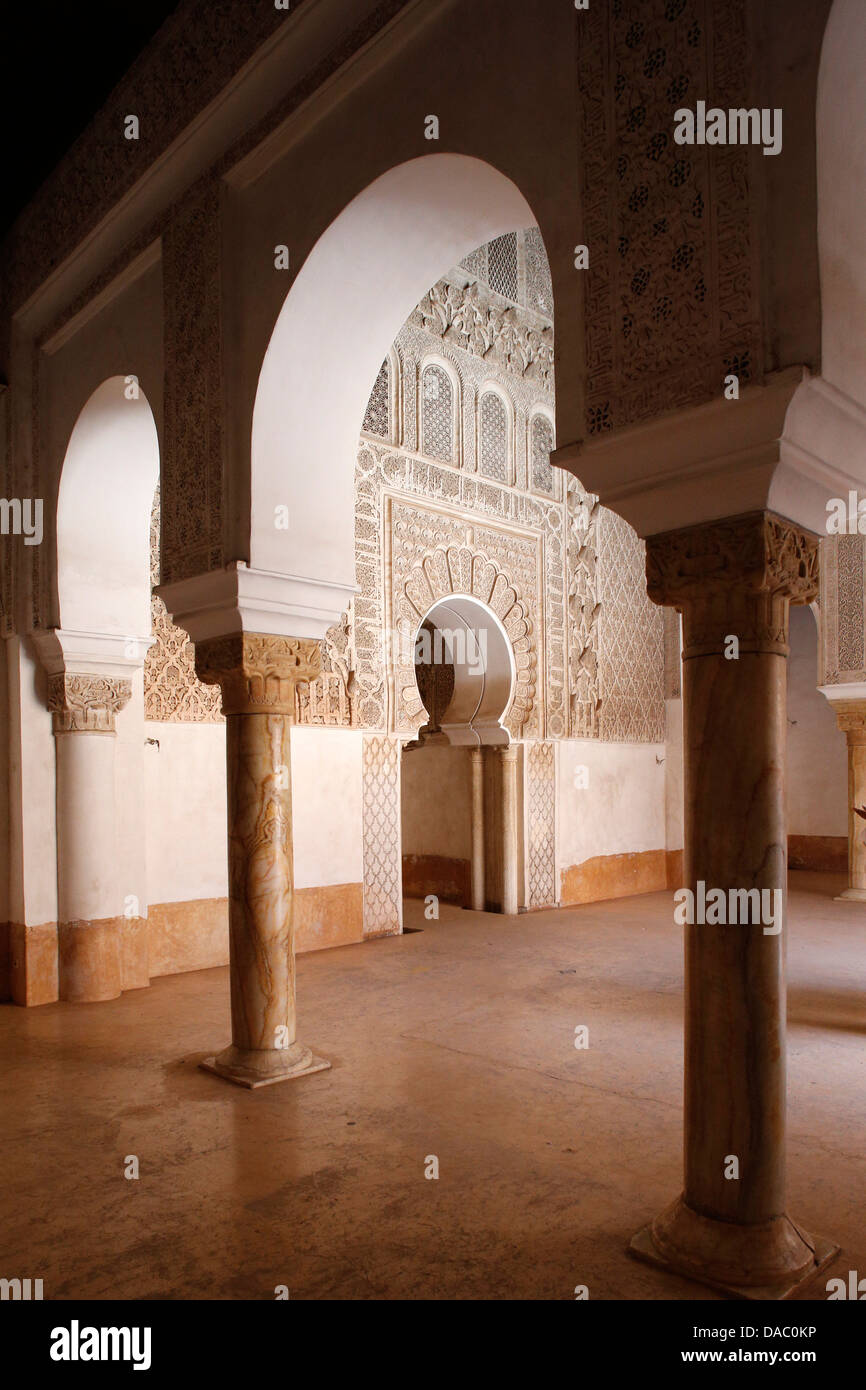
[2,872,863,1300]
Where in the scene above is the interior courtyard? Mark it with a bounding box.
[1,0,865,1308]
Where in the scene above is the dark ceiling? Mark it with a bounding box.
[1,3,179,240]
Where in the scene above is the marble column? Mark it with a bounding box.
[195,632,330,1088]
[819,692,866,900]
[631,511,837,1298]
[48,673,132,1003]
[470,747,485,911]
[501,744,519,916]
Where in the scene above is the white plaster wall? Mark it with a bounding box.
[115,672,149,916]
[401,744,472,860]
[290,727,363,889]
[9,639,58,926]
[786,605,847,836]
[144,722,227,905]
[0,638,9,924]
[556,740,667,877]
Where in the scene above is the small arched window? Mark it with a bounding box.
[421,363,455,462]
[530,414,556,495]
[479,390,510,483]
[362,358,391,439]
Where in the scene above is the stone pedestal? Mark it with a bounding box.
[818,689,866,901]
[501,745,519,916]
[470,748,485,912]
[49,673,132,1003]
[196,633,330,1088]
[632,512,838,1299]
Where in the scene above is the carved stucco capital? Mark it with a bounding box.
[830,699,866,746]
[645,512,819,658]
[194,632,322,716]
[48,673,133,734]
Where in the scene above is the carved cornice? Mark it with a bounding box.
[645,512,819,658]
[48,673,133,734]
[194,633,322,716]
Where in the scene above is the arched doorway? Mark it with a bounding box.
[401,594,522,916]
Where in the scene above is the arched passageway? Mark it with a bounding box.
[36,376,159,1003]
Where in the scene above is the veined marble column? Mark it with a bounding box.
[631,511,837,1298]
[195,633,330,1088]
[470,748,485,912]
[818,692,866,900]
[501,744,519,916]
[49,674,132,1003]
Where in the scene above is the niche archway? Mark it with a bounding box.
[401,593,523,916]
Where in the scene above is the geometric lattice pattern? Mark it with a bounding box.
[837,534,865,672]
[421,364,454,462]
[487,231,519,302]
[362,735,402,936]
[530,414,555,495]
[479,391,509,482]
[363,359,391,439]
[596,508,664,743]
[144,489,223,723]
[526,741,556,907]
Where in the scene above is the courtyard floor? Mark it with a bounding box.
[2,871,863,1300]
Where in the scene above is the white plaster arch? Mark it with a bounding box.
[250,154,539,634]
[416,594,515,749]
[57,376,160,641]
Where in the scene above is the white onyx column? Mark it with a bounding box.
[501,744,519,916]
[49,673,131,1002]
[632,512,837,1299]
[196,633,330,1088]
[470,747,486,911]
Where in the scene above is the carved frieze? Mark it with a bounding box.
[819,534,866,685]
[578,0,761,435]
[410,278,554,390]
[145,490,223,722]
[597,508,665,743]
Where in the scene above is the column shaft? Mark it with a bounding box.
[49,672,132,1003]
[501,745,519,916]
[196,632,329,1088]
[470,747,485,911]
[631,511,837,1297]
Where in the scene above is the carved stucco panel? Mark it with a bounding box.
[362,734,402,937]
[526,740,556,908]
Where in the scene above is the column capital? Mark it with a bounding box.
[194,632,322,716]
[826,697,866,743]
[645,511,819,658]
[48,672,132,734]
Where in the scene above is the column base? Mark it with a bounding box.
[629,1196,839,1301]
[200,1042,331,1089]
[833,887,866,902]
